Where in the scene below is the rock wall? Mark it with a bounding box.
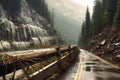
[0,0,61,51]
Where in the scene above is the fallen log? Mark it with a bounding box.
[0,46,80,77]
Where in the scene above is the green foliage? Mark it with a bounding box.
[108,0,118,23]
[26,0,54,25]
[113,0,120,26]
[103,9,109,24]
[92,0,103,35]
[78,8,91,46]
[85,7,91,38]
[26,0,43,15]
[91,0,118,35]
[78,0,119,47]
[78,22,86,45]
[102,0,108,10]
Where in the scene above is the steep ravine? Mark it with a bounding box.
[0,0,61,52]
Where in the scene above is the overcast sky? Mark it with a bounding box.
[46,0,94,44]
[46,0,94,22]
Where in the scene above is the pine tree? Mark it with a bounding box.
[78,21,86,45]
[102,0,108,10]
[103,9,109,24]
[108,0,118,23]
[102,0,109,24]
[92,0,103,35]
[113,0,120,26]
[85,7,91,39]
[79,0,120,47]
[78,7,91,45]
[26,0,53,24]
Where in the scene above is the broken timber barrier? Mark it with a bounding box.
[0,45,80,80]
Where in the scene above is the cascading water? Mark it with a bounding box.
[0,0,61,52]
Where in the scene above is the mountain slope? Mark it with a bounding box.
[0,0,61,51]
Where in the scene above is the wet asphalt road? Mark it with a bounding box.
[81,50,120,80]
[60,49,120,80]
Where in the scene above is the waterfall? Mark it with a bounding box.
[11,42,30,50]
[0,0,60,52]
[0,18,17,40]
[21,24,48,37]
[0,17,53,51]
[0,4,6,18]
[0,41,11,50]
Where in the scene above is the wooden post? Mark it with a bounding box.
[2,75,6,80]
[2,65,6,80]
[56,46,63,72]
[41,52,47,71]
[18,59,30,80]
[68,45,72,58]
[72,46,78,53]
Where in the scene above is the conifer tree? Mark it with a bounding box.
[113,0,120,26]
[27,0,53,24]
[108,0,118,23]
[78,21,86,45]
[92,0,103,35]
[85,7,91,39]
[102,0,109,24]
[78,7,91,45]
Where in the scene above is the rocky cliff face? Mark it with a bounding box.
[0,0,60,51]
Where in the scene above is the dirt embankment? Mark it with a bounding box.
[87,25,120,67]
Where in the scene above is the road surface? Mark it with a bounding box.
[59,49,120,80]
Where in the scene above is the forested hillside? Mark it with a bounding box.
[78,0,119,47]
[78,0,120,66]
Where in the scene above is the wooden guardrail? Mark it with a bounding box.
[0,45,80,80]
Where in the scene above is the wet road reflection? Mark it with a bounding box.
[59,49,120,80]
[81,50,120,80]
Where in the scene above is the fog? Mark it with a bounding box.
[46,0,94,44]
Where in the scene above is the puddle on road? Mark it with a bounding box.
[85,63,97,65]
[86,66,92,72]
[81,51,120,80]
[58,50,120,80]
[95,77,104,80]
